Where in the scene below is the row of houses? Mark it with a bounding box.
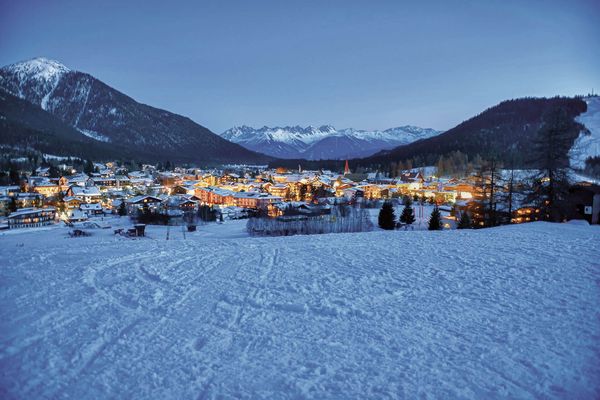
[3,161,599,229]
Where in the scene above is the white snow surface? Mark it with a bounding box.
[78,128,111,143]
[570,96,600,169]
[1,221,599,399]
[1,57,70,110]
[222,125,440,146]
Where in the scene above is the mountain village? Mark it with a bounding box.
[2,158,599,233]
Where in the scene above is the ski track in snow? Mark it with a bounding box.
[0,222,599,399]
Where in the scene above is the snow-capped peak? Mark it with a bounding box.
[2,57,70,81]
[221,124,441,159]
[222,125,337,145]
[0,57,71,110]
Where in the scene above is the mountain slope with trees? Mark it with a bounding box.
[0,89,135,161]
[0,57,272,165]
[269,97,588,172]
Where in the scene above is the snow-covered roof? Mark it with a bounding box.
[127,195,163,204]
[69,186,101,196]
[79,203,102,210]
[8,207,56,218]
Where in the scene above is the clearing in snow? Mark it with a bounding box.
[0,222,599,399]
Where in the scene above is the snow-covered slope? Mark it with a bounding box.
[570,96,600,169]
[0,57,270,164]
[1,222,599,399]
[0,57,70,110]
[221,125,441,159]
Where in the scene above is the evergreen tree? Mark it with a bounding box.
[7,197,17,214]
[9,166,19,185]
[378,201,396,230]
[527,107,582,222]
[428,205,443,230]
[84,159,95,174]
[48,165,61,178]
[399,198,416,225]
[118,201,127,216]
[457,212,471,229]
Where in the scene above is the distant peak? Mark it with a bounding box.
[2,57,70,76]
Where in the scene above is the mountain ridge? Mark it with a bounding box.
[0,57,272,165]
[268,97,591,172]
[221,124,441,159]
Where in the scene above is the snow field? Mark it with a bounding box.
[0,222,599,399]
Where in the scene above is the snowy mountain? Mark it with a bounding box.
[0,57,271,164]
[348,97,588,169]
[0,89,134,161]
[221,125,441,159]
[569,96,600,170]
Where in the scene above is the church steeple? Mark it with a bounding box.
[344,159,350,175]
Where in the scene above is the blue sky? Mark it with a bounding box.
[1,0,599,133]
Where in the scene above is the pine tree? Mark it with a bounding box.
[9,167,20,185]
[399,200,416,225]
[118,201,127,216]
[428,205,443,230]
[378,201,396,230]
[457,212,471,229]
[7,197,17,214]
[527,107,582,222]
[84,159,95,174]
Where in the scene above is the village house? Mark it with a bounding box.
[67,173,90,187]
[126,195,163,213]
[567,183,600,224]
[264,183,289,199]
[31,179,61,197]
[358,184,390,200]
[65,209,89,223]
[79,202,104,216]
[7,207,56,229]
[232,192,282,209]
[66,185,102,204]
[16,192,44,209]
[0,186,20,197]
[63,196,83,210]
[162,195,198,213]
[35,167,50,177]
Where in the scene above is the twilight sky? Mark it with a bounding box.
[1,0,599,133]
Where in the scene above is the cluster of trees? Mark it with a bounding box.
[378,197,418,229]
[370,97,587,172]
[435,151,477,177]
[467,106,583,226]
[0,155,101,186]
[247,205,372,236]
[133,205,170,225]
[197,205,218,222]
[378,198,445,231]
[270,97,587,177]
[584,156,600,178]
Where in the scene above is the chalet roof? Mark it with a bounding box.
[17,192,43,199]
[80,203,103,210]
[68,173,89,182]
[234,192,282,200]
[8,207,55,218]
[127,195,163,204]
[69,186,101,196]
[0,186,20,193]
[164,195,198,207]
